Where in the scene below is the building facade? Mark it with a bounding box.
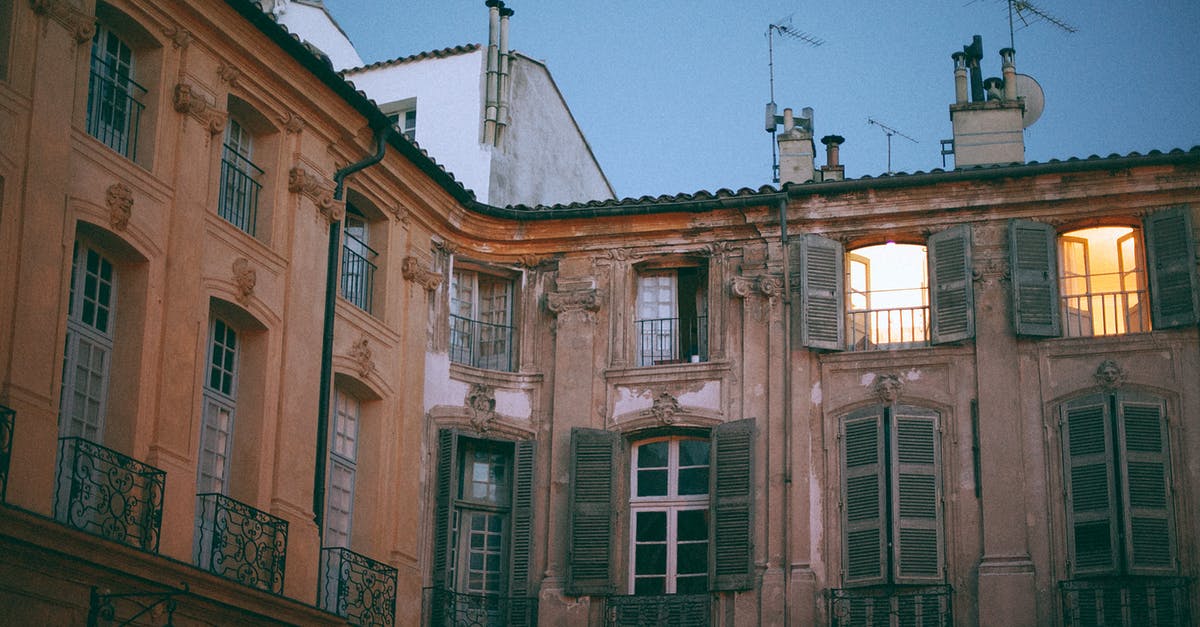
[0,2,1197,627]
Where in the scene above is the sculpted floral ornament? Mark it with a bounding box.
[650,391,682,426]
[231,258,256,303]
[466,384,497,432]
[874,373,904,403]
[401,256,443,291]
[349,336,374,379]
[106,182,133,231]
[1094,359,1127,390]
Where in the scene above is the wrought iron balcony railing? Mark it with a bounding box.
[845,305,930,351]
[1061,577,1192,627]
[53,437,165,553]
[0,404,12,502]
[320,547,397,626]
[341,235,378,313]
[422,587,538,627]
[635,315,709,366]
[449,314,515,372]
[194,493,288,594]
[86,55,145,160]
[218,146,263,236]
[829,584,952,627]
[1060,288,1151,337]
[604,593,711,627]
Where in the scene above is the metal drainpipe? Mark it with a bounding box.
[314,128,392,533]
[777,195,793,626]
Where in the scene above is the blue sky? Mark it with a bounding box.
[324,1,1200,200]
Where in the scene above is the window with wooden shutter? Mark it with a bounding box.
[928,224,975,344]
[431,429,458,589]
[1009,219,1061,336]
[800,234,845,350]
[1116,394,1176,576]
[509,440,536,621]
[842,408,887,586]
[892,407,942,583]
[568,428,618,595]
[710,419,755,591]
[1144,206,1199,329]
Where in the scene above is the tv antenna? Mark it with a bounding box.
[867,118,917,175]
[766,18,824,183]
[1004,1,1077,48]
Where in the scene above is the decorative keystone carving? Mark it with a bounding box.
[466,383,497,432]
[1094,359,1127,390]
[349,336,375,379]
[30,0,95,44]
[873,373,904,403]
[546,288,601,322]
[217,63,241,88]
[106,182,133,231]
[172,83,226,135]
[650,391,682,426]
[162,24,192,49]
[231,258,256,303]
[402,256,443,291]
[287,166,339,222]
[278,111,305,134]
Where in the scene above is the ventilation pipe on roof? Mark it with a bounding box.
[494,5,513,146]
[483,0,503,145]
[820,135,845,181]
[1001,47,1017,101]
[952,51,968,104]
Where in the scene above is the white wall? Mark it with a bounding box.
[269,0,363,71]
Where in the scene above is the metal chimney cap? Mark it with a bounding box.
[499,6,514,16]
[821,135,845,146]
[485,0,504,8]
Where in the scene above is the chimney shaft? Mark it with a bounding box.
[1000,48,1017,101]
[483,0,503,145]
[952,52,968,104]
[820,135,845,182]
[495,6,513,144]
[777,108,815,185]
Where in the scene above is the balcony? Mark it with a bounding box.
[1061,577,1192,627]
[218,147,263,236]
[53,437,165,553]
[320,547,397,626]
[635,316,709,366]
[86,56,145,160]
[341,235,378,313]
[828,584,952,627]
[422,587,537,627]
[1061,287,1150,337]
[604,593,711,626]
[845,305,930,351]
[449,314,515,372]
[0,404,11,502]
[194,493,288,594]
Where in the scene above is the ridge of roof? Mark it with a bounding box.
[341,44,482,74]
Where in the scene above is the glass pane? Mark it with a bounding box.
[634,543,666,575]
[634,577,665,595]
[677,542,709,575]
[677,509,709,542]
[678,468,709,495]
[678,439,709,467]
[675,574,709,594]
[637,441,668,468]
[637,468,668,497]
[635,511,667,542]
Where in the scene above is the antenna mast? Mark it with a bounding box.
[766,19,823,183]
[867,117,917,175]
[1005,0,1077,48]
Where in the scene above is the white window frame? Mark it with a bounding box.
[198,317,238,494]
[634,266,709,366]
[88,24,139,157]
[628,436,710,595]
[59,239,117,441]
[1057,226,1151,337]
[325,388,360,548]
[449,266,515,371]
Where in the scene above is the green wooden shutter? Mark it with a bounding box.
[799,234,845,350]
[431,429,458,589]
[509,440,536,611]
[567,428,617,595]
[842,408,886,585]
[1061,396,1118,576]
[928,224,975,344]
[1009,219,1060,336]
[892,406,942,583]
[1144,206,1199,328]
[710,419,756,590]
[1116,394,1176,575]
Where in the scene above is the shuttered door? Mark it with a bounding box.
[1061,397,1118,576]
[842,408,887,585]
[928,224,975,344]
[1009,219,1061,336]
[800,234,845,350]
[567,428,618,595]
[710,419,755,590]
[892,407,942,583]
[431,430,458,592]
[1116,395,1176,575]
[508,440,536,622]
[1144,206,1200,329]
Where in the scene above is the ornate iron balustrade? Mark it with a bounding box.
[194,493,288,594]
[341,234,378,313]
[0,404,12,502]
[635,315,709,366]
[53,437,165,553]
[218,146,263,236]
[829,584,952,627]
[320,547,397,626]
[1061,577,1192,627]
[448,314,515,372]
[86,55,146,160]
[421,587,538,627]
[1060,287,1151,337]
[604,593,711,626]
[845,305,930,351]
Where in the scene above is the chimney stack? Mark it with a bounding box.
[820,135,845,181]
[483,0,504,145]
[777,107,815,184]
[948,37,1025,168]
[495,4,514,144]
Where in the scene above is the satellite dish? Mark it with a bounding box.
[1015,73,1044,128]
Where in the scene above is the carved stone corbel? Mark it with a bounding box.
[433,239,460,257]
[349,336,375,379]
[287,165,341,222]
[231,258,256,304]
[278,111,305,134]
[162,24,192,49]
[217,63,241,88]
[546,288,601,322]
[650,391,682,426]
[873,373,904,403]
[30,0,95,44]
[173,83,226,135]
[466,383,497,432]
[402,256,443,291]
[730,275,756,299]
[388,205,410,225]
[106,182,133,231]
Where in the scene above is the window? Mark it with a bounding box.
[635,265,708,366]
[383,99,416,140]
[325,388,360,548]
[629,437,710,594]
[198,317,238,494]
[86,25,145,160]
[449,267,515,371]
[218,117,263,236]
[340,203,378,312]
[59,239,116,441]
[797,225,973,351]
[1011,207,1199,337]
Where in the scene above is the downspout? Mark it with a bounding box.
[314,128,392,533]
[777,196,793,626]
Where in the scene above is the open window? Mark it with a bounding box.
[845,244,929,350]
[634,259,708,366]
[449,262,516,371]
[382,98,416,140]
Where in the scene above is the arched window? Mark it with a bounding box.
[218,116,263,235]
[198,315,238,494]
[324,387,361,548]
[59,238,117,441]
[86,24,145,159]
[628,436,710,594]
[340,200,379,313]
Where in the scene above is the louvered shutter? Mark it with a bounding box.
[892,406,942,583]
[1144,206,1199,329]
[928,224,975,344]
[431,429,458,589]
[710,419,755,590]
[508,439,536,620]
[1116,394,1176,575]
[567,428,617,595]
[1009,219,1061,336]
[842,408,886,585]
[1061,397,1118,576]
[799,234,845,350]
